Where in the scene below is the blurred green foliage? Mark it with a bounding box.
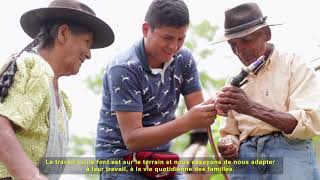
[84,68,104,95]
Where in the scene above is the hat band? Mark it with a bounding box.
[225,16,267,34]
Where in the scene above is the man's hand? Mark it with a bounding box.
[215,86,254,115]
[218,136,239,160]
[183,98,217,129]
[215,86,298,134]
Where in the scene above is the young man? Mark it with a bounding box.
[96,0,216,179]
[213,2,320,180]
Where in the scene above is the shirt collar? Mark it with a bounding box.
[150,57,174,74]
[264,45,276,71]
[24,51,54,79]
[247,45,276,79]
[135,38,152,73]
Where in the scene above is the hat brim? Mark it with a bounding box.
[20,7,114,49]
[211,23,282,45]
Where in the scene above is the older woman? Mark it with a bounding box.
[0,0,114,179]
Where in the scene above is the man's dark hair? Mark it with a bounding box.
[145,0,189,30]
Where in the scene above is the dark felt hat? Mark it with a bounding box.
[212,2,281,44]
[20,0,114,49]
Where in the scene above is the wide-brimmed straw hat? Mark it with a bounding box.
[20,0,114,49]
[212,2,281,44]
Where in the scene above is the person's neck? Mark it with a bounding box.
[38,48,63,78]
[144,40,164,69]
[146,53,164,69]
[264,43,274,60]
[252,43,274,75]
[38,48,61,107]
[149,61,164,69]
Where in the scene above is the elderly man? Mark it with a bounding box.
[213,2,320,180]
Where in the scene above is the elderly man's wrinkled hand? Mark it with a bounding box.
[218,137,239,161]
[215,86,254,115]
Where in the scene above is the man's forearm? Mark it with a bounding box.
[124,116,192,151]
[247,102,298,134]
